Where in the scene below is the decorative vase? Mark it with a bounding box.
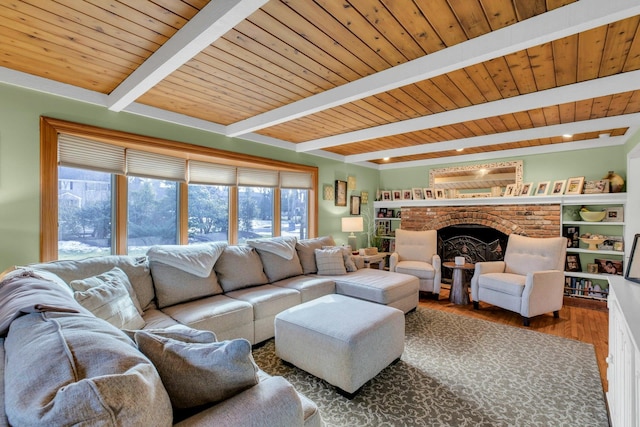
[603,171,624,192]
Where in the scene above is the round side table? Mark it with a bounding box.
[443,261,475,305]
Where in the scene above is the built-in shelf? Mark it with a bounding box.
[564,271,619,280]
[563,221,624,226]
[567,248,624,256]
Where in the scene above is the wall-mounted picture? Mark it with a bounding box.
[350,195,361,215]
[551,180,566,195]
[392,190,402,200]
[381,190,392,201]
[323,184,334,200]
[520,182,533,196]
[423,188,435,199]
[402,189,413,200]
[412,188,424,200]
[565,254,582,272]
[360,191,368,204]
[565,176,585,195]
[347,176,357,190]
[595,258,623,276]
[604,207,623,222]
[504,183,516,197]
[335,180,347,206]
[535,181,550,196]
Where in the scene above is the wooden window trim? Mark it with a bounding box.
[40,117,318,261]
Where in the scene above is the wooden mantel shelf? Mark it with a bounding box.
[373,192,627,209]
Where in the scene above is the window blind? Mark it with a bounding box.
[58,134,126,174]
[280,171,313,189]
[126,149,186,182]
[237,168,279,187]
[188,160,236,185]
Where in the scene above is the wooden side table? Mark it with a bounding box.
[443,261,475,305]
[361,252,389,270]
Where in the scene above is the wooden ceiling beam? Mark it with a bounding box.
[107,0,268,112]
[225,0,640,138]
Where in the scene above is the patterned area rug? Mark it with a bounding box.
[252,307,609,426]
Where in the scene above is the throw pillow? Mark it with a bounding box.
[214,245,269,292]
[70,267,144,315]
[296,236,336,274]
[322,245,358,272]
[314,248,347,275]
[135,331,259,409]
[72,271,145,330]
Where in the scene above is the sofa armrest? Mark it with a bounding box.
[521,270,565,318]
[389,252,399,272]
[174,376,304,427]
[470,261,506,301]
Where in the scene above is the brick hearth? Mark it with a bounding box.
[400,204,561,238]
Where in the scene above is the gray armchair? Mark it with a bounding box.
[389,229,441,298]
[470,234,567,326]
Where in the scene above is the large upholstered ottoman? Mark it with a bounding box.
[275,294,405,397]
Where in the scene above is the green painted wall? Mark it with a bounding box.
[0,83,632,272]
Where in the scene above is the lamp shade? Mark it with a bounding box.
[341,216,363,233]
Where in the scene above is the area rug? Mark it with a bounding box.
[252,307,609,426]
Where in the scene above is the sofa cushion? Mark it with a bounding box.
[147,242,226,278]
[135,330,259,409]
[395,260,436,279]
[29,256,156,311]
[314,247,347,275]
[295,236,336,274]
[70,266,143,313]
[72,271,146,330]
[251,238,304,283]
[4,312,172,427]
[478,273,526,296]
[150,260,224,309]
[215,246,269,292]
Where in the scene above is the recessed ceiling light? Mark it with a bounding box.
[382,157,390,161]
[456,148,464,152]
[562,134,573,138]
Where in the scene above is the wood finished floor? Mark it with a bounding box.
[419,289,609,391]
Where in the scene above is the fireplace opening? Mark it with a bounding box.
[437,224,509,284]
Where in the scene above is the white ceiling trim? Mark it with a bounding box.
[225,0,640,138]
[345,114,640,163]
[107,0,268,112]
[297,70,640,152]
[378,137,627,170]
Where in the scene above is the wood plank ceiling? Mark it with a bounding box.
[1,0,640,168]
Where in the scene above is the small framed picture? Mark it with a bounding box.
[381,190,392,201]
[412,188,424,200]
[551,180,566,195]
[402,189,413,200]
[347,176,357,190]
[350,195,361,215]
[335,180,347,206]
[595,258,623,276]
[435,189,446,199]
[385,209,394,218]
[360,191,368,204]
[603,207,624,222]
[396,210,402,218]
[520,182,533,196]
[504,184,516,197]
[587,263,599,274]
[565,177,585,195]
[565,254,582,272]
[583,179,610,194]
[323,184,334,200]
[392,190,402,200]
[423,188,435,199]
[535,181,550,196]
[377,208,387,218]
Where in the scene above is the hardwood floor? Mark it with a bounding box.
[419,289,609,391]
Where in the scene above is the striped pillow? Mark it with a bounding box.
[314,248,347,275]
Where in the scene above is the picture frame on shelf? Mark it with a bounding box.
[551,180,566,195]
[396,210,402,218]
[381,190,391,201]
[385,209,395,218]
[435,189,446,199]
[603,207,624,222]
[519,182,533,196]
[562,226,580,248]
[392,190,402,200]
[565,254,582,272]
[587,263,599,274]
[583,179,609,194]
[335,180,347,206]
[402,189,413,200]
[350,195,361,215]
[377,208,387,218]
[412,188,424,200]
[624,234,640,284]
[535,181,550,196]
[565,176,585,195]
[595,258,623,276]
[423,188,435,199]
[504,183,516,197]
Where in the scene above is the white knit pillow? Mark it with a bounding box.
[314,248,347,275]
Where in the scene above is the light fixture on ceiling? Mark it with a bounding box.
[562,134,573,138]
[456,148,464,152]
[382,157,390,161]
[599,133,611,138]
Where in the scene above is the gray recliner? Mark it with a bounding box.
[470,234,567,326]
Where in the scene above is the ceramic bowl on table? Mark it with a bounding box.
[580,237,606,250]
[579,211,606,222]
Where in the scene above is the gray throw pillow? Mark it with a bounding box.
[315,247,347,275]
[296,236,336,274]
[70,267,144,315]
[214,246,268,292]
[150,261,223,309]
[135,330,259,409]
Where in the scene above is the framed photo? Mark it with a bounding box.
[519,182,533,196]
[535,181,550,196]
[435,189,446,199]
[323,184,334,200]
[385,209,394,218]
[334,180,347,206]
[565,177,585,195]
[395,210,402,218]
[551,180,566,195]
[349,195,361,215]
[565,254,582,272]
[347,176,357,190]
[381,190,392,201]
[412,187,424,200]
[587,263,599,274]
[583,179,610,194]
[562,226,580,248]
[402,189,413,200]
[423,188,435,199]
[603,207,623,222]
[360,191,368,204]
[625,234,640,284]
[392,190,402,201]
[504,183,516,197]
[377,208,387,218]
[595,258,623,276]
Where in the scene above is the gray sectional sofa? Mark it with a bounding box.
[0,235,419,426]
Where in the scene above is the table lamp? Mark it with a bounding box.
[342,216,363,251]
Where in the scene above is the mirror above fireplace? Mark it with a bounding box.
[428,160,523,194]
